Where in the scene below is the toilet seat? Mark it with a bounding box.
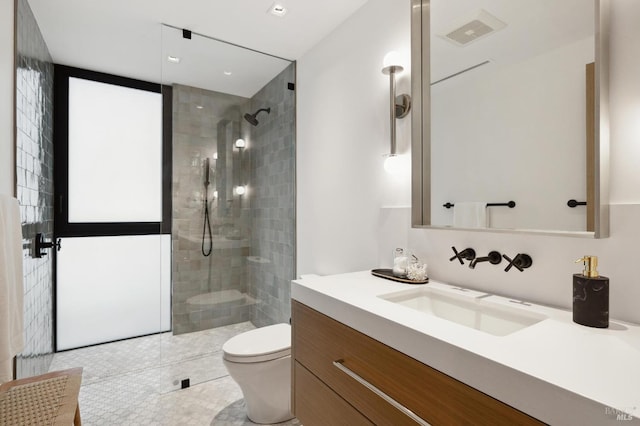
[222,323,291,363]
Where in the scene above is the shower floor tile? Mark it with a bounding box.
[49,322,300,425]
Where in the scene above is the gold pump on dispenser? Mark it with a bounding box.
[573,255,609,328]
[576,255,599,277]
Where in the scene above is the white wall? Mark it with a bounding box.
[609,0,640,202]
[0,0,15,196]
[431,37,593,231]
[297,0,411,276]
[298,0,640,324]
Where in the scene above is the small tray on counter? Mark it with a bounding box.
[371,268,428,284]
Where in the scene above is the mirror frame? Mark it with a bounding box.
[410,0,610,238]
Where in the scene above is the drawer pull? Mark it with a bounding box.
[333,360,430,426]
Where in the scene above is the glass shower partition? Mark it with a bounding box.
[160,24,296,390]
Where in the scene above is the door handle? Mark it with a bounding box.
[34,233,61,258]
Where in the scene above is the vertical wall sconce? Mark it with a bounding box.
[234,139,246,197]
[234,139,246,149]
[381,52,411,172]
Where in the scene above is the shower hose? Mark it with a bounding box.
[202,184,213,257]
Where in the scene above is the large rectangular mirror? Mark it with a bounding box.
[411,0,609,237]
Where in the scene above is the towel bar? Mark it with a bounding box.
[443,201,516,209]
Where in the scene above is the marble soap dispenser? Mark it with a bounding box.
[573,255,609,328]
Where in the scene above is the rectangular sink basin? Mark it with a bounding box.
[379,287,547,336]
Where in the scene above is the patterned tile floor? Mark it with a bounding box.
[49,322,300,425]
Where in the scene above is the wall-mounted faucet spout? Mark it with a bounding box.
[469,251,502,269]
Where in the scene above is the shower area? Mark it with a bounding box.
[17,0,295,419]
[166,26,296,335]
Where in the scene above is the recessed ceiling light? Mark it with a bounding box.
[167,55,181,64]
[223,71,232,76]
[196,105,203,109]
[268,3,287,17]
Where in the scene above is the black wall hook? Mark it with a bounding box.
[567,199,587,208]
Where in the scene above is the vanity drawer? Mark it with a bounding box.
[292,300,544,426]
[294,361,373,426]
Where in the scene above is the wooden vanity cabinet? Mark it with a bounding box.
[292,300,544,426]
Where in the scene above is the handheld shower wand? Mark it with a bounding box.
[204,157,210,187]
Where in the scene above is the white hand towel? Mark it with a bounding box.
[453,202,487,228]
[0,195,24,383]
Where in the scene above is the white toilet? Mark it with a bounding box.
[222,323,293,424]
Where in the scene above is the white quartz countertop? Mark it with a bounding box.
[291,271,640,425]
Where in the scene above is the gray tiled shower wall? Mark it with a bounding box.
[171,85,253,334]
[15,0,55,378]
[171,64,296,333]
[248,64,296,327]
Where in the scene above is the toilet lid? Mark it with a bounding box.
[223,323,291,363]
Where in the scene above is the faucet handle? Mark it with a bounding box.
[449,247,475,265]
[503,253,533,272]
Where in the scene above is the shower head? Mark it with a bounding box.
[243,107,271,126]
[243,113,258,126]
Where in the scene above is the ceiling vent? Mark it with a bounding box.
[440,9,507,47]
